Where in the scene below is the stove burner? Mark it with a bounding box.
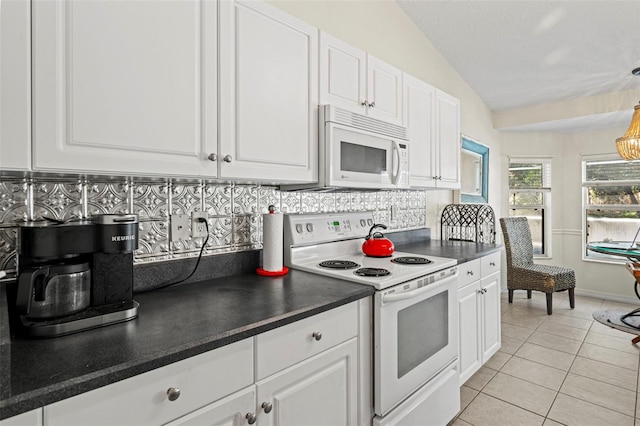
[391,256,433,265]
[354,267,391,277]
[319,260,360,270]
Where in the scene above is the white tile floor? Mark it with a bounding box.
[451,290,640,426]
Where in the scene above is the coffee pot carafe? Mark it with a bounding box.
[16,261,91,319]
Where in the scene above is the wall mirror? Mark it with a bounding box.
[460,136,489,203]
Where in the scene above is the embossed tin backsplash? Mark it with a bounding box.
[0,176,427,274]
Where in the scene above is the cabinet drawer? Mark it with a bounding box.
[458,259,481,288]
[44,338,253,426]
[256,302,358,381]
[481,252,501,278]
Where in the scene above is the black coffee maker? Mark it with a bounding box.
[12,214,139,337]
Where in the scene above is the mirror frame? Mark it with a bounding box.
[460,136,489,203]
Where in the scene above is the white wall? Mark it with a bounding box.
[501,127,637,301]
[269,0,501,236]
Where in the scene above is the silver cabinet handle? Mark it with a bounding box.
[312,331,322,341]
[166,387,181,401]
[245,412,257,424]
[223,155,233,163]
[490,262,496,266]
[361,100,368,106]
[467,270,474,276]
[207,153,217,162]
[369,101,375,108]
[262,402,273,413]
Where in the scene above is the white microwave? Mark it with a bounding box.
[283,105,410,191]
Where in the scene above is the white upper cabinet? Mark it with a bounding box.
[319,33,366,114]
[1,0,31,170]
[320,32,403,125]
[32,0,217,177]
[403,73,436,188]
[218,0,318,183]
[434,89,461,189]
[404,74,460,189]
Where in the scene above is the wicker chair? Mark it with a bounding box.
[499,217,575,315]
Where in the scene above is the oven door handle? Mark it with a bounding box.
[381,274,456,304]
[382,281,440,304]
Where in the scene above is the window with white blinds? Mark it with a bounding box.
[583,158,640,261]
[508,159,552,256]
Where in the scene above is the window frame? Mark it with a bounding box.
[582,155,640,263]
[507,157,553,258]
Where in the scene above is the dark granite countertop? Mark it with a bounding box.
[389,228,502,264]
[397,239,502,264]
[0,270,374,420]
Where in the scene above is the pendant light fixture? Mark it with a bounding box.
[616,67,640,161]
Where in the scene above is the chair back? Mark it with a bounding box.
[499,217,534,268]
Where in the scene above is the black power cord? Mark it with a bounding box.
[135,217,209,293]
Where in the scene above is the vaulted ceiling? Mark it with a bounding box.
[396,0,640,133]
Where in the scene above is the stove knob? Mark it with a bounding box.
[306,223,314,232]
[367,219,373,226]
[360,219,366,227]
[295,224,303,233]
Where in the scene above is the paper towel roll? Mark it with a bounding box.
[262,212,284,272]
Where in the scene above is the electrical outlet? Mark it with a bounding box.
[170,214,189,242]
[191,212,208,238]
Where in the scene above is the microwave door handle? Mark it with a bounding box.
[391,142,400,184]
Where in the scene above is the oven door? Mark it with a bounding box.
[327,123,403,189]
[374,272,458,416]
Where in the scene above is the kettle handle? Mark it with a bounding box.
[366,224,387,240]
[16,267,49,315]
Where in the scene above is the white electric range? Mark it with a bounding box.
[283,212,461,426]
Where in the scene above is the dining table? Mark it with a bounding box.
[587,241,640,342]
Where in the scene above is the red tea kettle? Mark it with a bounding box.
[362,224,395,257]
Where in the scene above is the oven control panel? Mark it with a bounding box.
[284,212,375,246]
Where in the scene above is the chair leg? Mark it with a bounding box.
[527,290,532,299]
[568,288,575,309]
[546,293,553,315]
[508,289,514,303]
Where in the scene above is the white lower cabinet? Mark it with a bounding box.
[43,338,254,426]
[163,386,256,426]
[40,300,366,426]
[0,409,42,426]
[256,339,358,426]
[457,252,501,385]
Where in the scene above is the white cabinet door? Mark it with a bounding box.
[163,386,256,426]
[319,32,367,114]
[1,0,31,170]
[219,0,318,183]
[481,271,501,361]
[32,0,217,177]
[256,339,358,426]
[457,281,482,385]
[0,409,42,426]
[319,32,402,125]
[367,55,403,126]
[403,73,436,188]
[434,90,461,189]
[44,339,254,426]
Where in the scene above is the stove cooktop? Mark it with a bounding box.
[291,250,456,290]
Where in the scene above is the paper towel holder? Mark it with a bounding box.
[256,205,289,277]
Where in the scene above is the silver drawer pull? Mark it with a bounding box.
[490,262,496,266]
[312,331,322,341]
[246,412,257,424]
[467,270,474,276]
[167,387,181,401]
[262,402,273,413]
